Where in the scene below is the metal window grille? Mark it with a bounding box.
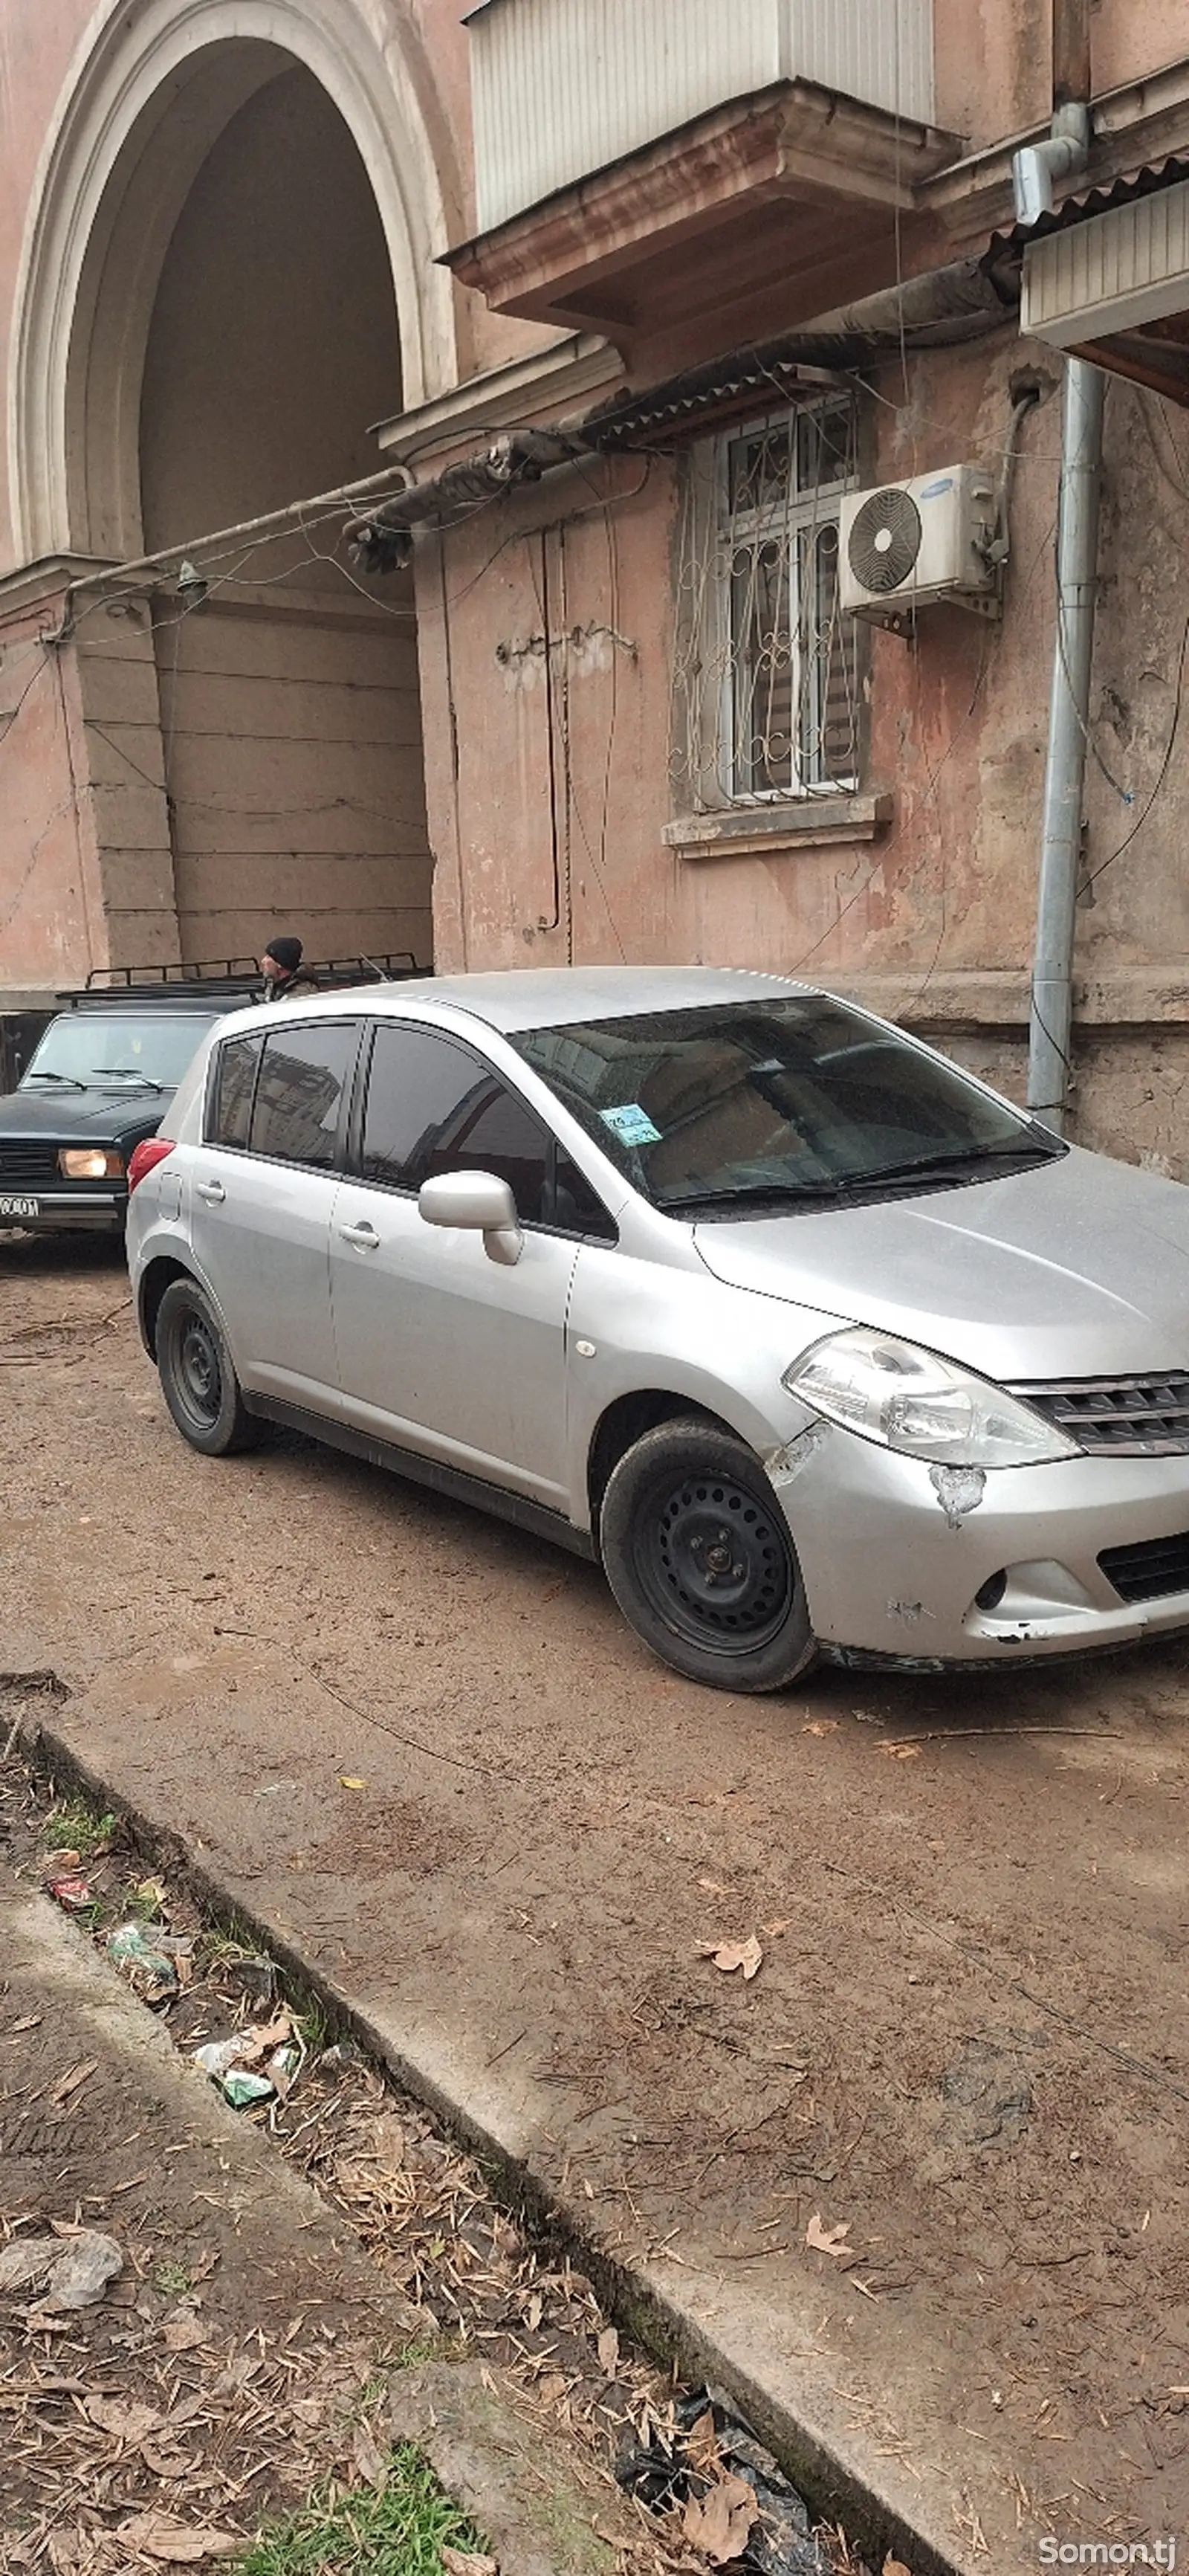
[670,395,862,808]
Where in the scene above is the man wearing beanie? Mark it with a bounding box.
[259,935,315,1001]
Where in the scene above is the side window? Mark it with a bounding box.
[554,1148,618,1243]
[360,1024,550,1225]
[207,1031,263,1148]
[248,1021,358,1170]
[426,1076,548,1224]
[360,1024,470,1190]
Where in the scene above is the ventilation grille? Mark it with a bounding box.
[1011,1372,1189,1456]
[1099,1530,1189,1604]
[0,1144,59,1190]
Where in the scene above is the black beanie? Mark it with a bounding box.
[265,937,302,974]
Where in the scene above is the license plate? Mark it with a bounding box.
[0,1198,39,1218]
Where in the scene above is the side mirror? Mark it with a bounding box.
[418,1169,523,1267]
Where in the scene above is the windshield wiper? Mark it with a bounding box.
[22,1070,86,1091]
[90,1067,163,1092]
[860,1137,1063,1187]
[660,1178,847,1216]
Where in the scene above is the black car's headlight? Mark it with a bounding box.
[58,1148,126,1181]
[784,1327,1079,1468]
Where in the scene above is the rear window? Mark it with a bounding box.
[207,1033,263,1148]
[248,1023,358,1169]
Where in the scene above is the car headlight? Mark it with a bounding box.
[58,1148,126,1181]
[783,1326,1078,1467]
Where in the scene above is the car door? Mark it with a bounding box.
[189,1016,360,1413]
[329,1020,617,1508]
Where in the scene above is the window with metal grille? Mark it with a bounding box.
[670,394,862,810]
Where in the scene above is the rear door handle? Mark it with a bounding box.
[340,1219,380,1250]
[196,1178,226,1205]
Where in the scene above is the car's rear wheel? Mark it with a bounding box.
[155,1277,261,1456]
[598,1417,816,1692]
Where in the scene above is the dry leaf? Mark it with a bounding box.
[523,2291,543,2333]
[351,2421,389,2487]
[801,1720,840,1738]
[10,2013,42,2033]
[683,2409,722,2479]
[597,2325,619,2377]
[116,2513,240,2564]
[339,1775,369,1791]
[85,2395,161,2444]
[441,2551,498,2576]
[696,1934,763,1981]
[879,1742,921,1762]
[40,1849,81,1878]
[806,2212,852,2259]
[162,2308,207,2353]
[883,2560,913,2576]
[682,2471,758,2563]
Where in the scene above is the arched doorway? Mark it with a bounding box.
[9,3,459,974]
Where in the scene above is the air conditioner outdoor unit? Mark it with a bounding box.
[839,466,1000,629]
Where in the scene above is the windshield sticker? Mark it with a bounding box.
[600,1103,661,1148]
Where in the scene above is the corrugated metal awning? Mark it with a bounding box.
[1020,170,1189,349]
[988,152,1189,259]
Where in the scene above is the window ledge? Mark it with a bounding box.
[664,795,892,860]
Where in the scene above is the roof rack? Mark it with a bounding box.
[56,952,427,1005]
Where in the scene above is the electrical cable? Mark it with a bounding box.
[1083,610,1189,894]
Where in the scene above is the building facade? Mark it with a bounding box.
[2,1,1189,1163]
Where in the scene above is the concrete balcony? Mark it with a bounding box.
[452,0,958,367]
[465,0,936,230]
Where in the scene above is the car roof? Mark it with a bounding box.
[227,966,819,1037]
[59,995,231,1013]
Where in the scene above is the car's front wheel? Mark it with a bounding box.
[155,1277,261,1457]
[598,1417,816,1692]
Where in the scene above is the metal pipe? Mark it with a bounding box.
[1026,356,1105,1129]
[55,458,419,622]
[1053,0,1092,110]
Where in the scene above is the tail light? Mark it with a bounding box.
[127,1137,176,1195]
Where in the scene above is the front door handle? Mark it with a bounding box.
[196,1178,226,1205]
[340,1219,380,1250]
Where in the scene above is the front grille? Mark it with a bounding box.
[1099,1530,1189,1603]
[0,1143,60,1189]
[1011,1372,1189,1456]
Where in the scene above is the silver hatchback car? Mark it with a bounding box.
[126,966,1189,1691]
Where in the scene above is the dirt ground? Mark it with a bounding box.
[4,1230,1189,2571]
[0,1812,424,2572]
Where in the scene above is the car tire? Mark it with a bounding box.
[598,1416,817,1693]
[155,1276,262,1457]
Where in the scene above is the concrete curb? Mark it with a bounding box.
[27,1708,969,2576]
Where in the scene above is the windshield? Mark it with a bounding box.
[510,998,1062,1216]
[22,1011,220,1092]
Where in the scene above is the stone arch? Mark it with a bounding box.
[9,0,463,563]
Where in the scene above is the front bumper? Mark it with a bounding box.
[773,1424,1189,1663]
[0,1191,125,1233]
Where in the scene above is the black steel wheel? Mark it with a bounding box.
[599,1417,816,1693]
[155,1276,261,1456]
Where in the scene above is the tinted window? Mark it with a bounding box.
[248,1022,357,1169]
[554,1149,618,1242]
[361,1024,548,1221]
[207,1032,263,1148]
[511,999,1061,1216]
[360,1024,468,1190]
[360,1023,616,1234]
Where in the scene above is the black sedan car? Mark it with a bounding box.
[0,992,231,1235]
